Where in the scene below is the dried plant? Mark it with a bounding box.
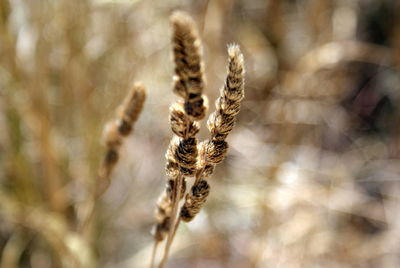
[80,83,146,237]
[180,44,245,223]
[98,83,147,196]
[4,1,397,267]
[151,11,245,268]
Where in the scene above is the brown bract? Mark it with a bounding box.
[180,179,210,222]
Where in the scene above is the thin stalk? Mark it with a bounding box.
[150,240,159,268]
[159,174,183,268]
[194,167,205,186]
[170,217,181,247]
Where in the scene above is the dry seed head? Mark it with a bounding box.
[225,44,245,102]
[202,164,215,178]
[103,121,123,149]
[170,11,205,101]
[169,102,200,138]
[98,83,146,197]
[207,112,235,139]
[196,141,216,178]
[207,44,244,141]
[155,191,172,222]
[205,139,228,164]
[116,83,146,136]
[180,179,210,222]
[154,190,173,241]
[184,94,208,120]
[165,159,180,180]
[172,75,187,99]
[103,148,119,168]
[173,137,198,176]
[99,148,119,181]
[216,95,241,116]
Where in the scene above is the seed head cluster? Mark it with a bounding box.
[153,11,245,244]
[153,11,208,242]
[180,45,245,222]
[180,180,210,222]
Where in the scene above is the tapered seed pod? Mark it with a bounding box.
[179,45,245,223]
[180,179,210,222]
[116,83,147,135]
[174,137,198,176]
[204,139,228,165]
[154,190,172,241]
[169,102,200,138]
[171,11,207,120]
[98,83,146,194]
[171,12,204,96]
[207,45,245,142]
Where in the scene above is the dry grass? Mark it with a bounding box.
[1,1,400,268]
[151,12,245,268]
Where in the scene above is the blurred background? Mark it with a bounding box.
[1,0,400,267]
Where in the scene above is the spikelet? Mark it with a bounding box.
[180,179,210,222]
[153,174,188,242]
[165,156,180,179]
[115,84,147,135]
[153,190,172,241]
[178,45,245,222]
[154,159,187,242]
[204,139,228,165]
[207,45,245,142]
[171,11,204,96]
[171,11,207,120]
[169,102,200,138]
[165,137,198,177]
[196,141,215,178]
[184,94,208,120]
[222,45,245,102]
[98,83,146,194]
[207,112,235,141]
[174,137,198,176]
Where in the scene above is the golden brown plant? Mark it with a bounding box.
[80,83,146,239]
[151,11,245,268]
[180,44,245,223]
[98,83,147,196]
[152,11,208,268]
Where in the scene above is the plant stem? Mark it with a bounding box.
[159,174,183,268]
[150,240,159,268]
[170,217,181,246]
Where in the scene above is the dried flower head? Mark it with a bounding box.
[151,14,245,268]
[207,44,245,142]
[116,83,147,136]
[98,83,146,196]
[154,191,173,241]
[174,137,198,176]
[180,179,210,222]
[170,11,207,120]
[169,102,200,138]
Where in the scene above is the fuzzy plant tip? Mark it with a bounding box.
[227,44,243,61]
[170,11,196,28]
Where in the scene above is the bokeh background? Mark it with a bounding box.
[1,0,400,267]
